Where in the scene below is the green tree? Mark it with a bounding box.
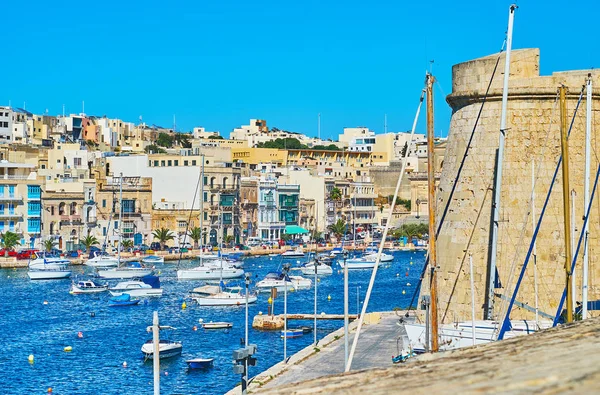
[189,227,202,249]
[122,239,134,250]
[156,133,174,148]
[0,231,20,257]
[327,219,347,240]
[224,234,235,246]
[173,133,192,148]
[312,144,341,151]
[152,228,175,250]
[329,187,342,201]
[256,138,308,150]
[81,235,99,254]
[145,144,167,154]
[401,141,408,157]
[43,239,55,253]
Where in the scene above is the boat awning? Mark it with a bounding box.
[285,225,309,235]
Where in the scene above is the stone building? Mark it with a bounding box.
[151,208,201,247]
[420,48,600,324]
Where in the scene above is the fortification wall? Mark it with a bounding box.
[427,48,600,323]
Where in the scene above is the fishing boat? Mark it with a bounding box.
[28,268,72,280]
[192,285,257,306]
[141,339,182,360]
[141,255,164,264]
[186,358,214,369]
[300,260,333,276]
[109,275,163,297]
[108,293,140,307]
[290,275,312,290]
[338,257,376,270]
[281,247,304,257]
[85,251,119,268]
[281,329,304,338]
[177,265,244,280]
[202,321,232,330]
[256,272,295,292]
[97,261,154,279]
[70,280,108,294]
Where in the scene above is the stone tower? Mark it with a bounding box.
[426,48,600,323]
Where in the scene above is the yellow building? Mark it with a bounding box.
[231,148,288,166]
[151,208,202,247]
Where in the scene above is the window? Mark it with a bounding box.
[0,221,3,231]
[74,157,82,167]
[114,221,118,229]
[174,160,179,166]
[161,160,165,167]
[102,199,106,208]
[203,192,208,202]
[178,220,187,228]
[103,227,107,236]
[148,161,152,167]
[204,176,207,185]
[203,212,207,220]
[192,160,196,166]
[168,160,172,166]
[154,160,159,166]
[27,185,41,198]
[122,199,135,213]
[28,218,41,233]
[9,221,14,231]
[184,160,189,166]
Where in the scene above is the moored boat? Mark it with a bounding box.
[202,321,232,330]
[256,272,295,292]
[28,269,72,280]
[186,358,214,369]
[108,293,140,307]
[141,339,182,360]
[85,251,119,268]
[70,279,108,294]
[192,285,257,306]
[109,275,163,297]
[281,247,305,258]
[281,329,304,338]
[177,265,244,280]
[97,262,154,279]
[300,261,333,276]
[142,255,164,264]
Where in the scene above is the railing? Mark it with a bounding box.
[27,210,42,217]
[28,194,41,200]
[0,213,23,220]
[1,175,31,180]
[0,195,22,201]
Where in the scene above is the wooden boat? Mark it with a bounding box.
[202,321,232,330]
[186,358,214,369]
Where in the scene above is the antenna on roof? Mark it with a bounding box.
[173,115,176,132]
[384,114,387,134]
[82,100,85,115]
[318,113,321,140]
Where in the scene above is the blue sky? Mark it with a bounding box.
[1,1,597,140]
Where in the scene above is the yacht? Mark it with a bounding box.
[109,276,163,297]
[177,264,244,280]
[70,279,108,294]
[300,260,333,276]
[192,285,257,306]
[141,339,182,360]
[256,272,295,292]
[85,251,119,268]
[96,262,154,279]
[281,247,305,257]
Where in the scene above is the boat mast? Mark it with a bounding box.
[200,156,204,265]
[117,172,123,264]
[486,4,517,320]
[532,160,539,328]
[582,74,592,320]
[425,72,439,352]
[559,85,573,323]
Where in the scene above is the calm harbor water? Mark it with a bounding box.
[0,251,425,395]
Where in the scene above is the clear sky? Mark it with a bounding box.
[1,1,597,140]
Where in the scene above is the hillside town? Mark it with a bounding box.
[0,109,444,252]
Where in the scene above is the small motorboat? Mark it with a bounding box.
[202,321,232,330]
[289,275,312,290]
[109,275,163,297]
[281,247,305,258]
[281,329,304,338]
[28,269,72,280]
[299,326,313,334]
[85,251,119,268]
[329,247,344,257]
[362,247,394,263]
[256,272,295,292]
[108,293,140,307]
[177,265,244,280]
[142,255,164,264]
[186,358,214,369]
[192,285,257,306]
[141,339,182,360]
[28,253,70,271]
[70,280,108,294]
[300,261,333,276]
[97,261,154,279]
[338,257,376,270]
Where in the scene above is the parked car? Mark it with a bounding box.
[65,250,80,258]
[16,249,38,260]
[0,249,18,257]
[89,246,102,253]
[150,242,163,251]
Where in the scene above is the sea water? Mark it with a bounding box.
[0,251,425,394]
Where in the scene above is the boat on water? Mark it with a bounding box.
[177,265,244,280]
[141,339,182,360]
[281,247,305,257]
[141,255,164,264]
[85,251,119,268]
[300,261,333,276]
[109,275,163,297]
[256,272,295,292]
[329,247,344,257]
[290,275,312,290]
[281,329,304,338]
[191,284,257,306]
[186,358,214,369]
[202,321,232,330]
[28,253,72,279]
[97,261,154,279]
[28,268,72,280]
[108,293,140,307]
[70,280,108,294]
[362,247,394,263]
[338,257,376,270]
[196,252,220,261]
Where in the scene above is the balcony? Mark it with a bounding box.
[86,216,97,226]
[27,210,42,217]
[59,214,82,225]
[0,213,23,220]
[0,195,23,202]
[122,227,135,234]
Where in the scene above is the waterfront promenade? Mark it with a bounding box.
[227,311,407,394]
[256,317,600,394]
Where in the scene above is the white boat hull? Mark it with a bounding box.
[362,253,394,263]
[96,268,154,279]
[141,342,182,359]
[28,270,72,280]
[177,267,244,280]
[194,293,257,306]
[142,256,164,264]
[339,259,376,269]
[290,276,312,290]
[70,283,108,294]
[109,288,163,297]
[300,264,333,276]
[256,280,295,293]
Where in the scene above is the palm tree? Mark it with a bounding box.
[189,227,202,249]
[122,239,134,250]
[224,234,235,247]
[152,228,175,250]
[0,231,20,257]
[327,219,347,241]
[329,187,342,201]
[81,235,99,254]
[43,239,55,253]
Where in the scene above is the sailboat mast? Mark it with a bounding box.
[559,86,573,323]
[425,73,439,352]
[117,172,123,263]
[200,156,205,264]
[582,74,592,319]
[486,4,517,320]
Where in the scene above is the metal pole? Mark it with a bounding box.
[487,4,517,320]
[153,311,160,395]
[117,172,123,263]
[200,155,204,259]
[469,254,476,346]
[356,286,360,316]
[571,189,576,314]
[559,85,573,323]
[532,160,539,328]
[425,73,439,352]
[314,257,318,345]
[344,251,349,366]
[243,274,249,395]
[583,75,592,319]
[283,264,288,361]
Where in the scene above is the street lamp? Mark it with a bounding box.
[313,256,318,345]
[282,263,291,362]
[342,250,349,368]
[243,272,251,393]
[415,199,421,219]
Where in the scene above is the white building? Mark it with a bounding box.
[0,107,12,142]
[338,127,373,146]
[96,118,118,147]
[257,177,285,241]
[193,127,220,139]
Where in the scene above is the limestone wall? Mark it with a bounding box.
[427,48,600,323]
